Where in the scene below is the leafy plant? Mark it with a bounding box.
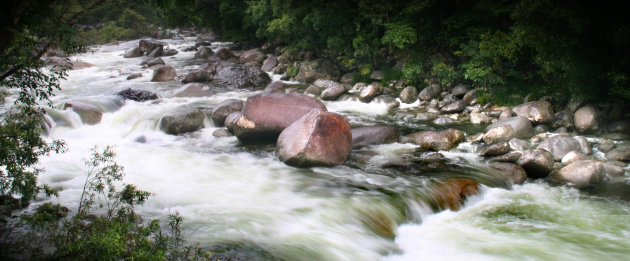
[16,146,211,260]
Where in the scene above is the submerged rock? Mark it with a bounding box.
[171,83,215,97]
[117,88,158,101]
[63,103,102,125]
[401,128,465,151]
[230,93,327,142]
[123,46,143,58]
[351,126,399,148]
[277,110,352,167]
[159,108,206,135]
[432,179,480,211]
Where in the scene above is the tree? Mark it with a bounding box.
[0,0,113,205]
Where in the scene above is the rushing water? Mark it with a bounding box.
[27,38,630,260]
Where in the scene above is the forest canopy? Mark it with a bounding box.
[152,0,629,104]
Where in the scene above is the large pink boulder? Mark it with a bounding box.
[277,110,352,167]
[229,93,327,142]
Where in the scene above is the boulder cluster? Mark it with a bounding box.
[58,31,629,192]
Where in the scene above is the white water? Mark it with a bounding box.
[29,38,630,260]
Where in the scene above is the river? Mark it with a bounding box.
[34,38,630,260]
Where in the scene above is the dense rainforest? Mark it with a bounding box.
[148,0,630,104]
[1,0,629,259]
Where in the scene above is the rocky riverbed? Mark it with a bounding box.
[29,30,630,260]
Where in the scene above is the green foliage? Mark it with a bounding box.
[382,22,417,50]
[286,66,299,78]
[0,108,66,205]
[18,146,211,260]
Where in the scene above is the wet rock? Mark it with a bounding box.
[551,110,573,129]
[517,149,554,178]
[303,85,321,96]
[399,86,418,104]
[214,47,235,60]
[418,84,440,101]
[534,124,549,134]
[195,46,214,59]
[490,151,522,163]
[261,55,278,72]
[489,162,527,185]
[296,59,341,83]
[432,179,480,211]
[416,112,440,121]
[483,142,510,156]
[359,83,383,103]
[264,81,285,93]
[555,160,604,188]
[574,136,592,155]
[126,73,142,80]
[561,151,585,165]
[509,138,530,151]
[486,116,534,140]
[605,146,630,162]
[470,112,492,124]
[401,128,465,151]
[162,48,178,56]
[123,47,144,58]
[441,100,466,113]
[139,38,164,53]
[184,61,271,89]
[537,135,581,161]
[512,100,554,123]
[597,139,616,153]
[351,126,399,148]
[172,83,215,97]
[277,110,352,167]
[63,103,102,125]
[433,117,453,125]
[463,89,477,105]
[230,92,327,142]
[212,128,233,137]
[483,125,515,145]
[145,57,165,67]
[574,105,605,134]
[117,88,158,101]
[321,83,347,101]
[151,65,176,82]
[468,133,485,144]
[182,46,197,52]
[239,48,265,66]
[147,46,163,57]
[211,99,244,127]
[451,84,469,97]
[602,162,625,176]
[159,108,206,135]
